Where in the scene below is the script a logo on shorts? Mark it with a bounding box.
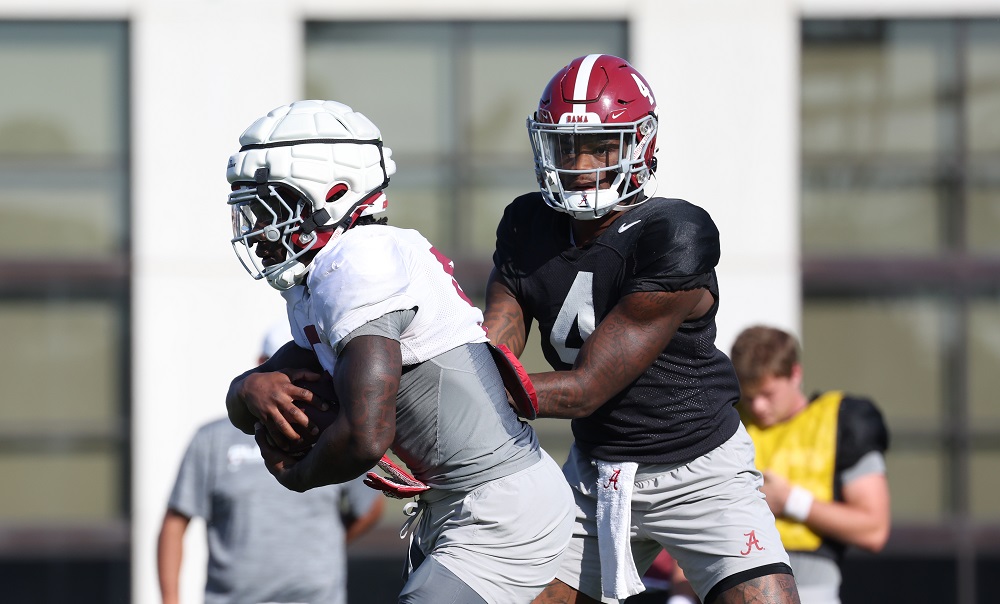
[603,468,622,491]
[740,530,765,556]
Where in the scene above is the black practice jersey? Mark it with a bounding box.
[493,193,742,464]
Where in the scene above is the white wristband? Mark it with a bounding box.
[783,485,814,522]
[666,596,697,604]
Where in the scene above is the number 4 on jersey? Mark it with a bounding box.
[551,271,596,364]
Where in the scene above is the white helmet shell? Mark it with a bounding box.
[227,100,396,290]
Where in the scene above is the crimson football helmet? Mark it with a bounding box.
[227,100,395,290]
[528,54,658,219]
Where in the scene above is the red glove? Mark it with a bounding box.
[364,456,429,499]
[487,343,538,420]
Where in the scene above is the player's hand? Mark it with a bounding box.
[254,423,308,492]
[761,470,792,516]
[237,369,327,449]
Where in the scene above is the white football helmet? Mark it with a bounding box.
[528,54,658,220]
[227,100,396,290]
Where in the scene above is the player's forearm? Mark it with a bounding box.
[292,336,400,489]
[294,336,402,488]
[157,559,182,604]
[804,498,890,552]
[483,275,529,356]
[531,290,694,418]
[293,417,387,489]
[156,512,188,604]
[345,498,384,544]
[530,370,605,418]
[766,471,890,552]
[532,310,664,418]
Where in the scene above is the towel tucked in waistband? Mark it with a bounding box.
[595,460,645,600]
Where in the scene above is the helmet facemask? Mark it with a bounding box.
[529,114,657,220]
[229,178,317,291]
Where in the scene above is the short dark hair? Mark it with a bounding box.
[354,215,388,228]
[730,325,800,394]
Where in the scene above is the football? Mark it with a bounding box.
[282,372,341,458]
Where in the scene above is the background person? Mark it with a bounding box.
[730,325,891,604]
[156,322,383,604]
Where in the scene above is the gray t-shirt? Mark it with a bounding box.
[168,418,380,604]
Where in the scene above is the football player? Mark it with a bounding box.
[731,325,891,604]
[483,55,802,604]
[223,100,573,603]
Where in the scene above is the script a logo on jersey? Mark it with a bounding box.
[741,530,765,556]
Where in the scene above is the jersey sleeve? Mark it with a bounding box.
[492,196,528,295]
[308,233,421,353]
[623,200,721,294]
[336,308,416,354]
[166,424,215,520]
[836,396,890,473]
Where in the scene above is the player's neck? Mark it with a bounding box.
[570,212,619,248]
[790,392,809,418]
[568,193,646,247]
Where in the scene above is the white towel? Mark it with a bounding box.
[595,460,645,600]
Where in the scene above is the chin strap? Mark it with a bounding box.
[298,188,387,246]
[297,208,332,238]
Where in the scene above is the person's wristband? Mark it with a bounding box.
[667,596,697,604]
[783,485,814,522]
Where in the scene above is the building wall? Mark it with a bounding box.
[131,3,796,601]
[0,1,996,603]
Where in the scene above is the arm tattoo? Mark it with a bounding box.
[296,335,401,488]
[533,290,698,419]
[483,274,530,355]
[337,335,401,453]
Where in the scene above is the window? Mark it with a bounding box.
[305,21,627,282]
[0,21,130,602]
[801,16,1000,598]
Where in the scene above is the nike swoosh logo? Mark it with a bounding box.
[618,220,641,233]
[610,109,627,120]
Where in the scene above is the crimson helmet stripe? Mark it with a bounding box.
[571,54,602,114]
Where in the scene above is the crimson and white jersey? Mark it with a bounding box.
[281,225,488,372]
[281,224,540,491]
